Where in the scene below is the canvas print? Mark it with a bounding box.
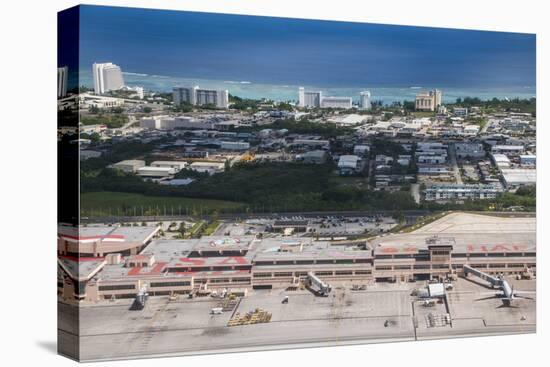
[57,5,536,361]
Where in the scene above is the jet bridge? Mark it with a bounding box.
[463,265,502,288]
[462,265,531,306]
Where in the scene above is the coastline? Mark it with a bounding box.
[78,69,536,104]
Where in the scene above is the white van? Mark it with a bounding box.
[210,307,223,315]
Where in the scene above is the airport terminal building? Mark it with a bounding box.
[58,225,536,302]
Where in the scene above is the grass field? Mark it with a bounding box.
[203,220,221,235]
[328,175,368,187]
[410,111,436,118]
[81,191,245,217]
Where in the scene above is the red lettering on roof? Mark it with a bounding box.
[127,262,166,276]
[512,245,528,251]
[490,245,510,252]
[380,247,399,253]
[179,258,206,265]
[218,256,248,265]
[60,234,125,240]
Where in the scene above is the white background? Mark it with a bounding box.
[0,0,547,365]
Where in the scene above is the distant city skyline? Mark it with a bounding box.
[78,5,536,89]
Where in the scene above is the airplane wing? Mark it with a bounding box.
[514,291,535,300]
[475,295,499,301]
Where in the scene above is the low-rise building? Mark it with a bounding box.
[417,155,446,164]
[189,161,225,175]
[418,166,449,175]
[353,144,370,157]
[220,141,250,150]
[150,161,189,171]
[501,169,536,189]
[490,153,511,169]
[463,125,480,136]
[338,155,361,175]
[455,143,485,160]
[140,116,213,130]
[110,159,145,173]
[137,166,177,178]
[80,150,102,160]
[298,150,328,164]
[520,154,536,166]
[291,139,330,149]
[424,184,501,201]
[491,145,524,155]
[453,107,468,117]
[397,155,411,166]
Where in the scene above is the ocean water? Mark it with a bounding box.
[79,69,535,105]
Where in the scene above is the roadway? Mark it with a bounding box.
[448,143,463,184]
[81,210,433,224]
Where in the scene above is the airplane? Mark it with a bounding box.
[475,277,535,307]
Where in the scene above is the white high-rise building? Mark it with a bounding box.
[196,89,229,108]
[360,91,371,110]
[173,86,198,105]
[415,89,442,111]
[173,86,228,108]
[320,96,352,109]
[298,87,322,108]
[92,62,125,94]
[57,66,68,98]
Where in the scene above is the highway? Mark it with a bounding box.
[81,210,433,224]
[81,209,534,224]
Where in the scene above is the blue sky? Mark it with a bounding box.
[77,5,536,88]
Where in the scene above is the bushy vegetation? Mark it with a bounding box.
[80,112,128,128]
[80,192,243,217]
[81,161,422,214]
[229,94,262,111]
[80,141,156,177]
[269,119,354,138]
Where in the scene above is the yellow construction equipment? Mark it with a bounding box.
[240,152,255,162]
[227,308,272,327]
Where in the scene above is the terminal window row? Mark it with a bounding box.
[253,270,372,278]
[150,281,191,288]
[98,284,136,291]
[254,259,370,266]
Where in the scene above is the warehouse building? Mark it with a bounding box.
[501,168,537,189]
[150,161,189,171]
[189,161,225,175]
[491,153,511,169]
[109,159,145,173]
[338,155,361,175]
[137,166,177,178]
